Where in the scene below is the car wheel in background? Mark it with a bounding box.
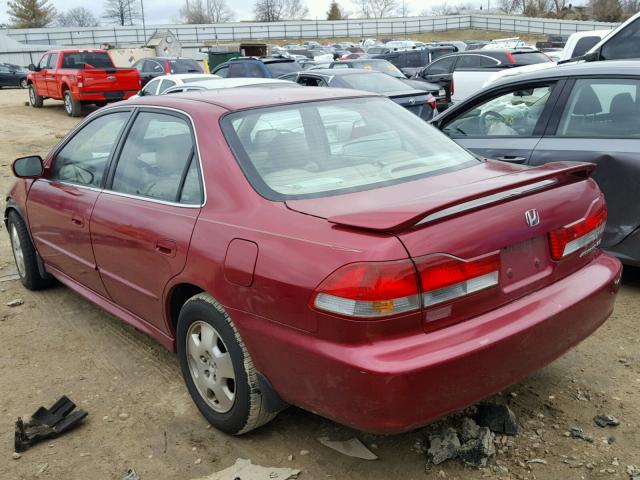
[176,293,278,435]
[28,85,43,108]
[63,90,82,117]
[20,78,28,89]
[95,101,107,108]
[7,211,53,290]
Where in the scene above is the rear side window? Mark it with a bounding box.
[556,78,640,138]
[222,97,478,200]
[142,78,162,95]
[509,52,552,65]
[215,66,229,78]
[425,56,456,75]
[159,79,176,93]
[573,36,602,58]
[111,112,202,204]
[600,19,640,60]
[169,59,202,74]
[144,60,164,73]
[61,52,114,69]
[51,112,130,187]
[228,63,246,77]
[265,61,302,77]
[246,62,264,77]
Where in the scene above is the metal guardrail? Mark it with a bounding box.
[2,14,618,49]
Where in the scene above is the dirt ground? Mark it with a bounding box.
[0,88,639,480]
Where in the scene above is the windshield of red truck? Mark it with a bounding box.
[61,52,115,70]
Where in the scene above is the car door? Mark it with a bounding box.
[26,110,132,296]
[419,56,456,101]
[530,77,640,249]
[90,109,203,330]
[44,52,59,98]
[0,65,10,86]
[438,81,562,163]
[140,59,164,86]
[34,54,49,95]
[451,54,500,102]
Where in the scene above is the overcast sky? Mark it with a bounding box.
[0,0,490,26]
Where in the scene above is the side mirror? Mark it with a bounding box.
[12,156,43,178]
[28,64,39,72]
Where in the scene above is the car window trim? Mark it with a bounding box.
[440,80,562,139]
[101,105,206,208]
[48,109,134,189]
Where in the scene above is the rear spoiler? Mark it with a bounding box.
[328,162,595,233]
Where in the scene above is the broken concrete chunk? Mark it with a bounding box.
[459,417,481,443]
[569,427,593,443]
[6,298,24,307]
[458,427,495,467]
[427,427,461,465]
[317,437,377,460]
[475,404,518,435]
[593,414,620,428]
[122,469,140,480]
[190,458,300,480]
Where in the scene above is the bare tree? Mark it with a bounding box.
[428,2,474,15]
[283,0,309,19]
[103,0,141,26]
[58,6,99,26]
[180,0,209,23]
[590,0,623,20]
[253,0,308,21]
[620,0,640,15]
[395,0,411,16]
[207,0,235,22]
[7,0,56,28]
[355,0,399,18]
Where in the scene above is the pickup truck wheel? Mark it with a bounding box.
[63,90,82,117]
[20,78,28,89]
[7,211,52,290]
[177,293,278,435]
[28,85,43,108]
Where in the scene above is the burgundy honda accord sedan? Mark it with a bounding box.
[5,87,621,435]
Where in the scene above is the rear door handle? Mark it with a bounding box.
[155,239,176,257]
[496,156,527,164]
[71,214,84,227]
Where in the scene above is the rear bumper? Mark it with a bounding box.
[234,253,622,434]
[75,90,138,102]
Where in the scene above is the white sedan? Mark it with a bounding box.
[160,78,298,95]
[130,73,221,99]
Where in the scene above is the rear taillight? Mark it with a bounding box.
[417,254,500,307]
[505,52,516,64]
[425,97,437,110]
[165,61,171,73]
[311,260,420,318]
[450,78,454,96]
[548,202,607,261]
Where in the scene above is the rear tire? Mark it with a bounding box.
[176,293,277,435]
[20,78,28,89]
[28,85,43,108]
[63,90,82,117]
[7,211,52,291]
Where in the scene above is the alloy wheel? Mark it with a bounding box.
[186,320,236,413]
[64,93,72,115]
[10,224,26,278]
[29,87,35,105]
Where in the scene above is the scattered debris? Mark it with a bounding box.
[594,414,620,428]
[14,396,88,453]
[36,463,49,477]
[190,458,300,480]
[457,427,495,467]
[475,404,519,435]
[6,298,23,307]
[569,427,594,443]
[627,465,640,480]
[287,454,293,461]
[427,428,461,465]
[459,417,481,443]
[119,412,129,421]
[317,437,377,460]
[527,458,548,465]
[122,468,140,480]
[195,458,202,465]
[299,450,309,456]
[12,452,21,460]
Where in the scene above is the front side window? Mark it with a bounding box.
[443,85,553,137]
[222,97,478,200]
[51,112,130,187]
[573,36,602,58]
[425,56,456,75]
[47,53,58,69]
[556,78,640,138]
[142,78,162,96]
[228,63,246,77]
[159,79,176,94]
[215,66,229,78]
[38,54,49,70]
[111,112,202,204]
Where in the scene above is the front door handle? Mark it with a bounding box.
[71,214,84,227]
[496,156,527,164]
[155,239,176,257]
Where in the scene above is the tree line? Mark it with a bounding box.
[5,0,639,29]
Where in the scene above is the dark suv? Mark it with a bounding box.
[212,57,302,79]
[132,57,203,86]
[370,46,456,76]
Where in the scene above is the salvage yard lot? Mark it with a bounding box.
[1,88,639,480]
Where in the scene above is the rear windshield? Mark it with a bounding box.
[265,61,302,77]
[573,36,601,57]
[168,59,202,73]
[367,47,389,55]
[510,52,552,65]
[350,61,405,78]
[338,72,409,93]
[61,52,114,69]
[221,97,478,200]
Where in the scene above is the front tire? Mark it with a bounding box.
[176,293,277,435]
[7,211,52,290]
[63,90,82,117]
[20,78,28,89]
[28,85,43,108]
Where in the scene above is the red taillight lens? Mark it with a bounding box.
[425,97,437,110]
[450,78,454,96]
[165,61,171,73]
[505,52,516,64]
[548,202,607,261]
[417,254,500,307]
[311,260,420,318]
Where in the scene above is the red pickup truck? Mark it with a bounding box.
[27,49,140,117]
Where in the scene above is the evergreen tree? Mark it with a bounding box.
[326,1,343,19]
[7,0,56,28]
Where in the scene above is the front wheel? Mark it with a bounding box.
[176,293,277,435]
[28,85,43,108]
[20,78,28,89]
[63,90,82,117]
[7,211,52,290]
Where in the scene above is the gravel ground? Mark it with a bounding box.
[1,88,639,480]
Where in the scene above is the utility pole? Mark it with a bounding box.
[141,0,147,45]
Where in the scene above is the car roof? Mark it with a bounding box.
[493,59,640,86]
[182,78,295,88]
[144,56,197,61]
[227,57,295,64]
[301,68,381,76]
[129,86,377,111]
[151,73,219,82]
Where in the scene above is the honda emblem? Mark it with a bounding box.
[525,209,540,227]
